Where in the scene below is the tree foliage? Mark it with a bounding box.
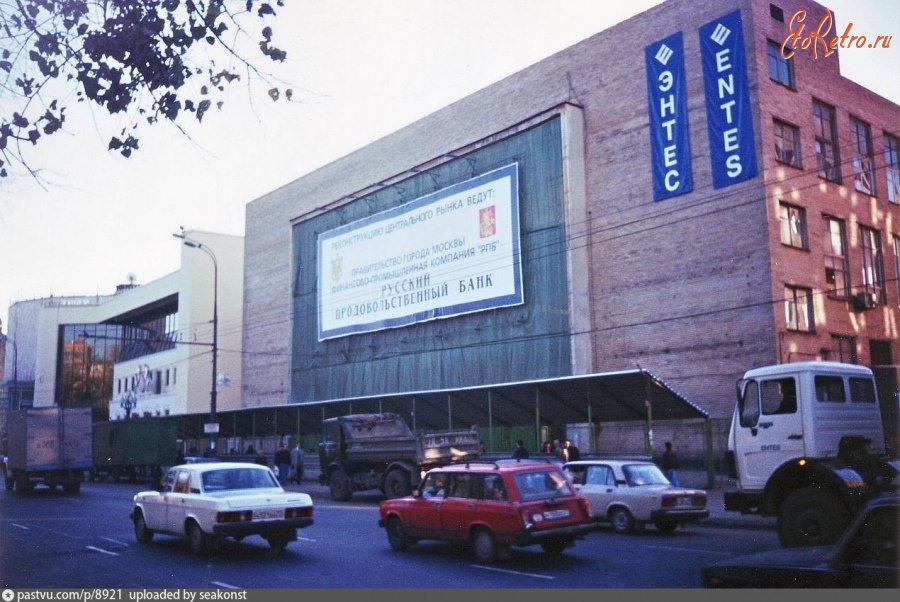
[0,0,290,180]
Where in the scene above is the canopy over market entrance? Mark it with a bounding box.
[175,368,709,443]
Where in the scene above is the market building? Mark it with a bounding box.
[239,0,899,454]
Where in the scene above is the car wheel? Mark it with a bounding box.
[186,521,208,555]
[385,516,411,551]
[541,539,568,556]
[471,529,498,564]
[654,520,678,534]
[777,487,849,548]
[62,482,80,495]
[133,510,154,544]
[329,470,352,502]
[383,469,411,499]
[609,507,635,534]
[267,530,294,553]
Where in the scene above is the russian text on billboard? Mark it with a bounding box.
[317,163,524,340]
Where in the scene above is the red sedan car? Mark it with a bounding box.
[378,459,600,563]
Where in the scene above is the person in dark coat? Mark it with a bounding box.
[273,444,292,483]
[254,449,268,467]
[512,439,530,460]
[661,441,680,486]
[564,439,581,462]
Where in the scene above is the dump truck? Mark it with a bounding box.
[91,419,179,483]
[3,406,92,494]
[724,361,898,547]
[318,412,481,501]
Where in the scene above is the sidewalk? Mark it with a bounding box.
[283,466,776,531]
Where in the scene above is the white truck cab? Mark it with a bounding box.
[726,361,897,547]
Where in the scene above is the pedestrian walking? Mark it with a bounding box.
[512,439,530,460]
[661,441,680,486]
[274,444,292,484]
[290,441,305,484]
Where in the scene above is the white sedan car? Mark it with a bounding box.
[131,462,313,554]
[564,459,708,534]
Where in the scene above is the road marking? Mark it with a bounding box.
[470,565,555,580]
[296,536,317,542]
[209,582,241,589]
[645,544,730,556]
[101,537,129,546]
[86,546,119,556]
[10,524,30,530]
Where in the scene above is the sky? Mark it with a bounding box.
[1,0,898,331]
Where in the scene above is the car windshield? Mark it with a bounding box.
[201,467,280,492]
[512,470,574,501]
[622,464,669,486]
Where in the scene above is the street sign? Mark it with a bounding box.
[204,423,220,434]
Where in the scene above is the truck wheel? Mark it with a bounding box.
[777,486,849,548]
[383,469,411,499]
[329,470,352,502]
[15,475,33,495]
[133,510,154,544]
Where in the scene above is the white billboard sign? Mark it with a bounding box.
[317,163,523,340]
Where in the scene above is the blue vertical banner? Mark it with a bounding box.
[699,10,757,188]
[645,32,692,201]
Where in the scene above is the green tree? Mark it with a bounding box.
[0,0,290,179]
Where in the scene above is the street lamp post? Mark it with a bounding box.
[174,232,219,456]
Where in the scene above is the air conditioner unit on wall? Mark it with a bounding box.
[851,291,877,311]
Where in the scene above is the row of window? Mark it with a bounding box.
[779,202,889,304]
[115,366,176,396]
[768,41,900,201]
[782,206,894,336]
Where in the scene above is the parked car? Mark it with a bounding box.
[702,493,899,588]
[377,459,600,563]
[130,462,314,555]
[563,459,708,533]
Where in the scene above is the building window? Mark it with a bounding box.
[767,40,794,88]
[770,4,785,22]
[831,335,858,364]
[785,285,814,332]
[850,116,875,195]
[813,100,840,182]
[860,226,885,305]
[824,217,850,298]
[779,202,807,248]
[885,133,900,203]
[773,119,801,167]
[894,235,900,296]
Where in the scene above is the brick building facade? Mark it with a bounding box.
[241,0,899,447]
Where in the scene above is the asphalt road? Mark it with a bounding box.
[0,480,780,589]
